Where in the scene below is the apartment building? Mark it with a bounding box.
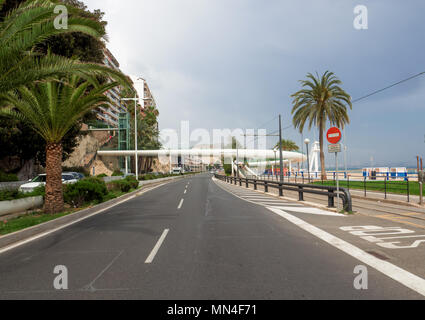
[95,48,159,129]
[95,48,129,127]
[139,80,157,117]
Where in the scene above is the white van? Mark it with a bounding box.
[172,167,184,175]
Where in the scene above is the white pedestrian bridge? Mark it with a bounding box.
[97,149,307,162]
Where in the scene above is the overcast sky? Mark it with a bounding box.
[85,0,425,168]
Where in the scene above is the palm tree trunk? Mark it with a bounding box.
[44,143,64,214]
[319,121,327,180]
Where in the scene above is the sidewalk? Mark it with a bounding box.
[349,188,420,204]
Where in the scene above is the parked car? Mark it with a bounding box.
[64,172,85,180]
[172,167,184,175]
[19,174,78,193]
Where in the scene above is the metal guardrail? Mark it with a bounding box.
[249,173,416,203]
[215,174,353,212]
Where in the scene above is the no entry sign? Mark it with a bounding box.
[327,127,342,144]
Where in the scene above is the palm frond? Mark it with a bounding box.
[2,75,119,143]
[0,0,130,95]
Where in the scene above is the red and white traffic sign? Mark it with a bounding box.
[327,127,342,144]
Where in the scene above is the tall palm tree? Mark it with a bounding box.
[0,0,127,94]
[0,76,119,213]
[291,71,352,180]
[274,139,299,151]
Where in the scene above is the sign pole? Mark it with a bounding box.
[336,152,340,212]
[327,127,343,211]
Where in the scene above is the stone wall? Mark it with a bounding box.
[63,127,111,168]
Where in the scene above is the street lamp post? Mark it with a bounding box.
[121,95,139,178]
[236,147,239,178]
[304,139,311,183]
[121,78,151,179]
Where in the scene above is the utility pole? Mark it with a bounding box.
[344,145,348,178]
[305,139,311,183]
[279,115,284,183]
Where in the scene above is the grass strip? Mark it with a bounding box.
[314,180,419,196]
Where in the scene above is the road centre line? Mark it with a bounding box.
[145,229,170,264]
[178,199,184,209]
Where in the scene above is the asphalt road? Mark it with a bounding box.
[0,174,423,299]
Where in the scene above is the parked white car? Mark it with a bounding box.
[19,174,78,193]
[172,167,184,175]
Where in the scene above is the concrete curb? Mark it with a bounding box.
[0,174,192,251]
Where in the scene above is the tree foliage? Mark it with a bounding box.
[291,71,352,179]
[0,76,119,144]
[274,139,299,151]
[0,0,114,171]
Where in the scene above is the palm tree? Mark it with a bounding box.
[274,139,299,151]
[291,71,352,180]
[0,76,119,213]
[0,0,127,94]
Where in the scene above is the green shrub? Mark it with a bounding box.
[119,180,132,193]
[96,173,108,178]
[27,186,45,198]
[125,176,139,189]
[107,176,139,193]
[0,186,45,201]
[0,171,19,182]
[140,174,156,181]
[112,170,123,177]
[106,181,119,192]
[0,190,20,201]
[64,177,107,208]
[223,164,232,176]
[107,179,135,193]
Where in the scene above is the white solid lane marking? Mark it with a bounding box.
[178,199,184,209]
[145,229,170,264]
[267,207,425,297]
